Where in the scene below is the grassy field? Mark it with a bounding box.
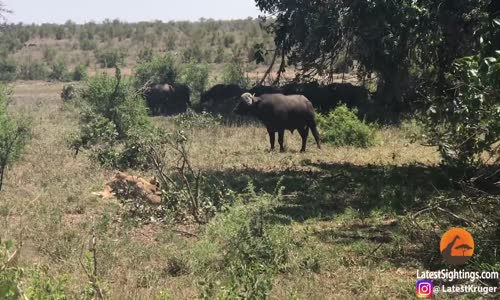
[2,81,492,299]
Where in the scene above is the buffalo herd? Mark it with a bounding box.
[143,81,371,119]
[200,82,372,116]
[141,81,371,152]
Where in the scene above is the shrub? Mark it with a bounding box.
[316,104,376,147]
[137,48,154,63]
[223,34,235,48]
[42,47,57,64]
[79,38,97,51]
[214,46,225,63]
[95,48,126,68]
[0,59,17,81]
[17,62,50,81]
[425,55,500,170]
[196,186,292,299]
[179,63,209,101]
[49,61,70,82]
[0,239,22,298]
[71,68,151,169]
[0,84,31,191]
[71,64,88,81]
[1,240,69,299]
[221,60,248,88]
[134,54,178,89]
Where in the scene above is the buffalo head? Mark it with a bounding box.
[233,93,256,115]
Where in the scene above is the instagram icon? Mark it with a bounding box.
[416,280,433,298]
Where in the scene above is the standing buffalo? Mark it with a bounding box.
[234,93,321,152]
[144,84,191,115]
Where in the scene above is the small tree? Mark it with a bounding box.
[424,13,500,171]
[0,59,17,81]
[72,64,88,81]
[222,59,248,88]
[94,48,126,68]
[72,68,151,169]
[0,84,31,191]
[180,62,210,102]
[49,61,70,82]
[134,54,178,88]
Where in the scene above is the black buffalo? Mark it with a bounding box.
[234,93,321,152]
[200,84,244,105]
[247,85,283,96]
[144,84,191,115]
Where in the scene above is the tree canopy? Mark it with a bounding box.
[255,0,489,106]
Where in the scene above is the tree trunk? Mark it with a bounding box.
[377,67,408,120]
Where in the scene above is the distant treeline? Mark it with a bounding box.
[0,18,275,79]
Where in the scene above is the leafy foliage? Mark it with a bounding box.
[71,64,88,81]
[134,54,178,89]
[95,48,126,68]
[1,240,68,300]
[49,61,70,82]
[255,0,487,106]
[0,239,22,299]
[221,59,248,88]
[71,68,151,169]
[424,9,500,170]
[179,62,210,101]
[316,105,375,148]
[197,186,293,299]
[17,62,50,81]
[0,84,31,191]
[0,59,17,81]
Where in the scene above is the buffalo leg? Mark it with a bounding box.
[278,130,285,152]
[298,127,309,152]
[267,129,275,151]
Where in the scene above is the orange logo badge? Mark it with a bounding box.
[440,228,474,265]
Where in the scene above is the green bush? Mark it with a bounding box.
[214,45,225,63]
[71,68,151,169]
[79,38,97,51]
[179,63,209,101]
[425,53,500,169]
[17,62,50,81]
[0,84,31,191]
[49,61,70,82]
[196,185,292,299]
[71,64,88,81]
[316,104,376,147]
[1,240,69,300]
[42,47,57,64]
[95,48,126,68]
[137,48,154,63]
[134,54,178,88]
[0,60,17,81]
[221,60,248,88]
[182,44,203,63]
[0,240,22,299]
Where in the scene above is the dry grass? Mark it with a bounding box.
[0,82,445,299]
